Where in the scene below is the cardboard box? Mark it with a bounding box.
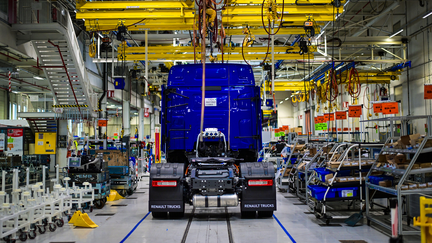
[294,127,302,134]
[378,154,387,163]
[387,154,406,164]
[309,148,317,156]
[401,135,411,146]
[427,182,432,187]
[379,180,392,187]
[347,177,356,182]
[396,164,409,169]
[351,162,359,167]
[327,162,340,168]
[337,177,348,183]
[297,162,306,171]
[418,183,427,189]
[283,168,292,177]
[396,185,409,190]
[343,161,352,167]
[420,163,432,168]
[410,133,421,146]
[325,174,334,183]
[412,164,420,169]
[385,154,396,162]
[408,184,418,190]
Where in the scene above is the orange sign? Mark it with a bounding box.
[425,84,432,99]
[275,128,280,133]
[332,127,336,132]
[98,119,107,127]
[337,128,342,131]
[317,116,325,123]
[283,125,289,130]
[297,132,302,135]
[348,105,362,117]
[355,127,360,131]
[382,102,399,114]
[323,113,334,121]
[314,117,320,124]
[343,128,349,131]
[373,103,383,113]
[336,111,347,120]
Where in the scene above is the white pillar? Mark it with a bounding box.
[123,98,130,136]
[56,120,68,170]
[139,107,144,140]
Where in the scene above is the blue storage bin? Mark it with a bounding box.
[336,187,358,198]
[307,185,321,198]
[313,186,337,200]
[108,166,129,175]
[369,175,394,185]
[314,168,333,182]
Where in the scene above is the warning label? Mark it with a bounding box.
[205,98,217,107]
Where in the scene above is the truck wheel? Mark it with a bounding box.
[152,212,167,219]
[94,199,105,209]
[257,211,274,218]
[241,211,256,218]
[170,212,184,219]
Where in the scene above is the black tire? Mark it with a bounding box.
[3,236,11,243]
[38,225,46,234]
[94,199,105,209]
[28,230,36,240]
[241,211,256,219]
[118,190,127,197]
[68,215,71,221]
[127,189,134,196]
[42,218,48,226]
[48,223,56,232]
[19,232,27,241]
[56,219,64,227]
[152,212,168,218]
[257,211,274,218]
[90,206,93,213]
[81,209,85,214]
[169,212,184,219]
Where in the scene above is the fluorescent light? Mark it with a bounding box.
[389,29,403,38]
[34,76,44,80]
[285,98,289,101]
[279,101,283,104]
[424,11,432,18]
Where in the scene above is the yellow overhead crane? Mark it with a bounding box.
[77,0,343,31]
[117,45,315,61]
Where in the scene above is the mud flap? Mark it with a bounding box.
[149,163,185,212]
[240,162,276,212]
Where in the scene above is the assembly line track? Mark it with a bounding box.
[180,207,234,243]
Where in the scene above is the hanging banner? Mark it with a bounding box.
[348,105,362,118]
[336,111,347,120]
[373,103,383,113]
[0,133,4,152]
[155,127,161,163]
[7,129,23,156]
[382,102,399,115]
[317,116,325,123]
[425,84,432,99]
[315,123,328,131]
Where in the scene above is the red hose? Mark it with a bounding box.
[326,69,338,102]
[348,68,361,98]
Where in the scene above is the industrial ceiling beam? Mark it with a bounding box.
[76,10,195,19]
[76,1,194,10]
[118,53,311,61]
[223,6,343,15]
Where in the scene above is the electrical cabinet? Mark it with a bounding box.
[35,133,57,154]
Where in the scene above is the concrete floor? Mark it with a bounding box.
[27,177,420,243]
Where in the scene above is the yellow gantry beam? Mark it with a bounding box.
[118,45,316,54]
[118,53,311,61]
[76,10,195,19]
[225,28,318,35]
[223,6,343,15]
[77,1,194,10]
[228,0,343,4]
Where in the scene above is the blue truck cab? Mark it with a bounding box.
[150,64,275,218]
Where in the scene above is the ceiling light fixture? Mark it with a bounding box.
[389,29,403,38]
[34,76,44,80]
[423,11,432,18]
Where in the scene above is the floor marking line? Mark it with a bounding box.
[273,214,296,243]
[119,211,151,243]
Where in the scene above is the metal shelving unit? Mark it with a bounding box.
[363,115,432,236]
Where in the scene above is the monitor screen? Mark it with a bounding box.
[68,157,81,167]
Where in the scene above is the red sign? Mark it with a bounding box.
[283,125,289,130]
[425,84,432,99]
[343,102,349,108]
[355,127,360,131]
[107,90,115,98]
[317,116,325,123]
[343,128,349,131]
[299,115,303,120]
[98,119,107,127]
[373,103,383,113]
[336,111,347,120]
[144,108,149,118]
[337,128,342,131]
[348,105,362,117]
[314,117,319,123]
[382,102,399,114]
[323,113,334,121]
